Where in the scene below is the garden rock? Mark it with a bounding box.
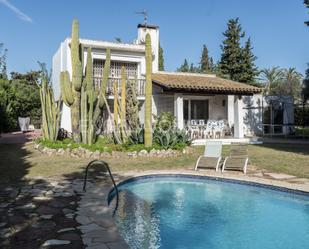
[57,148,65,156]
[138,149,148,157]
[92,150,100,159]
[85,150,93,159]
[100,152,111,158]
[127,151,137,158]
[35,143,187,159]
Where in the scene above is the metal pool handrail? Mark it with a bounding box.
[83,160,119,202]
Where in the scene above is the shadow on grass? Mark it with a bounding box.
[252,143,309,156]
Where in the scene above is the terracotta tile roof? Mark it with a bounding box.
[152,72,262,94]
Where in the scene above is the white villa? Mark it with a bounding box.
[52,23,294,141]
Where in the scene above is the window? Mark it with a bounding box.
[183,99,209,124]
[93,59,138,78]
[191,100,209,120]
[263,103,284,134]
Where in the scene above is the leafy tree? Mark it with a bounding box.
[262,67,302,99]
[208,57,217,73]
[219,18,258,84]
[0,71,42,132]
[238,38,259,83]
[260,67,284,95]
[189,63,200,73]
[10,70,40,84]
[0,43,8,80]
[274,68,303,99]
[177,59,189,72]
[190,63,194,72]
[0,79,15,132]
[199,44,217,74]
[159,43,165,71]
[219,18,245,82]
[302,65,309,103]
[305,0,309,26]
[200,44,210,72]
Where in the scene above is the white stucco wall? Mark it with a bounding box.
[209,95,227,120]
[242,94,263,136]
[153,95,174,115]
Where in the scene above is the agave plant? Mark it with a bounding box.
[128,127,144,145]
[154,128,191,149]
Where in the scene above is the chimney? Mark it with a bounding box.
[137,24,160,72]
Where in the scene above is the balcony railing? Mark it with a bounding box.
[93,77,145,96]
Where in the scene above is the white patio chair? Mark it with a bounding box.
[222,143,249,174]
[189,126,199,139]
[18,117,30,132]
[195,141,222,171]
[203,120,213,139]
[213,120,225,138]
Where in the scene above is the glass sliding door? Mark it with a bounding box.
[183,99,209,126]
[191,100,209,120]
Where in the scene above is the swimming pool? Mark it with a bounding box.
[110,175,309,249]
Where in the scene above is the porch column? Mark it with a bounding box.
[227,95,234,127]
[234,96,244,138]
[174,94,184,130]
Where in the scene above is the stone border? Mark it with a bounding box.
[34,143,190,159]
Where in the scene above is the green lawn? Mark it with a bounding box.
[0,142,308,185]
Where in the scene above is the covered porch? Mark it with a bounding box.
[152,72,262,140]
[174,94,242,139]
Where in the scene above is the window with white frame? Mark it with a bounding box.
[93,59,138,79]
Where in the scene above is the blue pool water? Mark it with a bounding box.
[111,176,309,249]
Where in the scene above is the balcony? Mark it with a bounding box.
[93,77,146,97]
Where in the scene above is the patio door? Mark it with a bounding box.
[263,103,284,134]
[184,99,209,125]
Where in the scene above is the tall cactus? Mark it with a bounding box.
[144,33,153,147]
[60,19,83,142]
[113,80,119,128]
[60,19,112,145]
[37,63,61,141]
[81,47,111,145]
[120,66,126,133]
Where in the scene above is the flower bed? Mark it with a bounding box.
[34,139,190,159]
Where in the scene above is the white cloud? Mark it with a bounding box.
[0,0,32,23]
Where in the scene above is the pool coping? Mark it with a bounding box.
[110,170,309,197]
[109,174,309,200]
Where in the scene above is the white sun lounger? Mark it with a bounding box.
[195,141,222,171]
[222,143,249,174]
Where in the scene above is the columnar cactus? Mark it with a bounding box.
[37,63,61,141]
[60,19,83,142]
[113,80,119,128]
[82,48,111,145]
[144,33,153,147]
[120,66,126,131]
[60,19,112,145]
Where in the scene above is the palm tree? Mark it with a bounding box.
[259,67,284,95]
[281,68,303,99]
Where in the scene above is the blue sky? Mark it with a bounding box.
[0,0,309,75]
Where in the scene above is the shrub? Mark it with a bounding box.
[128,127,144,145]
[154,112,176,132]
[154,129,191,150]
[295,127,309,136]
